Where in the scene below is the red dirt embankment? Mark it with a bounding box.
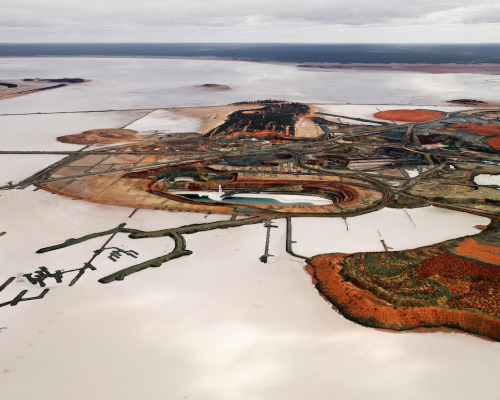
[57,129,140,144]
[306,253,500,341]
[374,109,444,122]
[449,237,500,266]
[438,123,500,149]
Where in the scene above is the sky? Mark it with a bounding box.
[1,0,499,43]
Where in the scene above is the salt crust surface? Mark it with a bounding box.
[125,109,203,133]
[0,58,498,114]
[292,206,490,257]
[0,57,499,399]
[474,174,500,188]
[1,190,499,400]
[0,111,147,185]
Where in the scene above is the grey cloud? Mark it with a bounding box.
[461,5,500,23]
[0,0,498,42]
[255,1,500,25]
[0,10,52,28]
[3,0,499,25]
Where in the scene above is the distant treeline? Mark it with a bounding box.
[0,82,17,88]
[449,99,487,105]
[232,99,285,105]
[2,44,500,64]
[23,78,85,83]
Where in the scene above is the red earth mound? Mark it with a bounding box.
[307,253,500,341]
[374,109,444,122]
[438,123,500,149]
[448,237,500,266]
[57,129,139,144]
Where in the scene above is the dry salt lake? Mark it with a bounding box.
[0,56,499,400]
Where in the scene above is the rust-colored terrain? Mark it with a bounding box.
[450,237,500,265]
[374,109,444,122]
[307,220,500,340]
[438,123,500,150]
[57,129,141,144]
[17,100,500,340]
[39,156,386,216]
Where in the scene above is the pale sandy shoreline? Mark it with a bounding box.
[297,62,500,74]
[1,54,500,74]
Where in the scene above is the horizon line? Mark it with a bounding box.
[0,42,500,45]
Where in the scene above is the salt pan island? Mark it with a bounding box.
[3,96,499,341]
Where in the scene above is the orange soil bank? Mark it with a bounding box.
[374,109,444,122]
[306,246,500,341]
[448,237,500,265]
[57,129,140,144]
[38,148,387,217]
[438,123,500,149]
